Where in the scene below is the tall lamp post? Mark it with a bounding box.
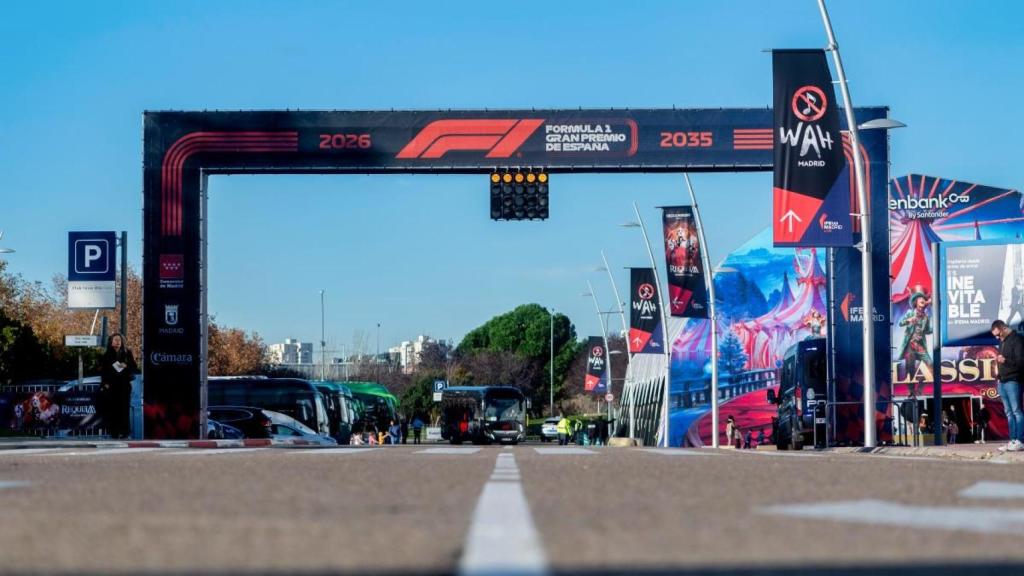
[582,281,615,429]
[595,250,634,439]
[549,308,555,417]
[0,230,13,255]
[816,0,876,448]
[622,202,674,447]
[319,290,326,381]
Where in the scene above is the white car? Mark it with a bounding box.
[540,417,560,442]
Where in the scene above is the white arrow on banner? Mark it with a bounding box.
[780,209,802,233]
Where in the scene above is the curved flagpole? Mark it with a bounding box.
[684,174,718,448]
[601,250,635,439]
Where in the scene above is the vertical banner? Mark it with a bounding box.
[662,206,709,317]
[772,50,853,247]
[584,336,609,393]
[629,268,664,354]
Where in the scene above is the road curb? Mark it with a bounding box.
[0,438,327,450]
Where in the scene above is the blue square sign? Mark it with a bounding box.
[68,231,116,282]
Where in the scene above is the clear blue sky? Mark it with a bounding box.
[2,1,1022,355]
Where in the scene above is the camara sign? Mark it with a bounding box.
[68,231,116,309]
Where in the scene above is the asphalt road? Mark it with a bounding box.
[1,445,1024,575]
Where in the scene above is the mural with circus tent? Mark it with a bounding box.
[667,173,1022,447]
[668,228,828,447]
[889,174,1024,443]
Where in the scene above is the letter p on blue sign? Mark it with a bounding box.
[68,231,116,281]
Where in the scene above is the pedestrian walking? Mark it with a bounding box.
[100,333,137,439]
[948,419,959,445]
[725,415,741,449]
[400,417,409,445]
[556,414,570,446]
[992,320,1024,451]
[411,416,425,444]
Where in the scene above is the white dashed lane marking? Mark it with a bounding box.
[640,448,720,456]
[289,447,381,455]
[458,452,547,575]
[163,448,268,456]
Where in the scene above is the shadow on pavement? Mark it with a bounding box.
[2,564,1022,576]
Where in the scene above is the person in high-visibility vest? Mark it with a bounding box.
[556,415,570,446]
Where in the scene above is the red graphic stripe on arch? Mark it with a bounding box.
[161,132,298,236]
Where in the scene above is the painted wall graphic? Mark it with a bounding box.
[889,174,1024,442]
[668,228,827,447]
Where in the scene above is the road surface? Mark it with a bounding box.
[1,445,1023,575]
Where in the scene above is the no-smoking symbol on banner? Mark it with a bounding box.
[638,283,656,300]
[592,346,604,357]
[791,85,827,122]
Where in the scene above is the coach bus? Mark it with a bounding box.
[346,381,399,433]
[207,377,331,437]
[440,386,526,445]
[311,381,355,444]
[766,338,828,450]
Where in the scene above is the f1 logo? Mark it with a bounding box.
[68,231,116,281]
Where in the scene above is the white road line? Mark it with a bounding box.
[0,481,31,490]
[417,447,482,455]
[959,481,1024,499]
[289,447,381,455]
[459,453,548,576]
[533,447,595,455]
[37,448,167,457]
[745,450,822,458]
[163,448,268,456]
[0,449,69,456]
[760,499,1024,535]
[640,448,719,456]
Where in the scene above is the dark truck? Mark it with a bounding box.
[440,386,526,445]
[767,338,828,450]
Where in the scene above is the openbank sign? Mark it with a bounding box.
[888,193,971,211]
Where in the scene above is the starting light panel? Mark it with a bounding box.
[489,170,549,221]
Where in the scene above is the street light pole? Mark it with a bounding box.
[549,309,555,418]
[320,290,326,381]
[629,202,674,447]
[584,281,613,430]
[599,250,634,440]
[684,175,720,448]
[817,0,876,448]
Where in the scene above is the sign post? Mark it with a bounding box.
[433,379,448,402]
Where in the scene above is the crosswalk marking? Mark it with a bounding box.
[37,448,167,457]
[959,481,1024,499]
[289,447,380,455]
[0,481,31,490]
[0,449,68,457]
[417,447,482,455]
[533,447,595,455]
[760,498,1024,535]
[640,448,719,456]
[163,448,268,456]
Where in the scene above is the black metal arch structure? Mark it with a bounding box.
[143,107,890,438]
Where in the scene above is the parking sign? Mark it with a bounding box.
[68,231,116,309]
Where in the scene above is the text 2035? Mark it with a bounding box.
[659,131,713,148]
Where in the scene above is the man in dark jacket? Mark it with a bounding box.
[991,320,1023,451]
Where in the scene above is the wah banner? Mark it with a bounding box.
[662,206,709,317]
[630,268,664,354]
[772,49,853,247]
[584,337,609,393]
[941,241,1024,346]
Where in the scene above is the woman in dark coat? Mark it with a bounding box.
[100,333,137,439]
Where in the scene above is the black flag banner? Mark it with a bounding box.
[584,336,608,393]
[629,268,664,354]
[662,206,709,318]
[772,49,853,247]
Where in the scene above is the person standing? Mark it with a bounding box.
[411,416,425,444]
[725,415,738,449]
[556,414,570,446]
[992,320,1024,451]
[387,419,401,445]
[100,333,137,439]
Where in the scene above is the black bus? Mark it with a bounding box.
[440,386,526,445]
[311,381,355,444]
[207,377,331,437]
[767,338,828,450]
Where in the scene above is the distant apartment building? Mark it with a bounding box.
[388,335,444,373]
[268,339,313,365]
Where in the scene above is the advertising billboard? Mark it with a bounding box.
[662,206,709,318]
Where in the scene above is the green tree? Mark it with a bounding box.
[456,304,578,413]
[717,331,748,375]
[400,372,442,423]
